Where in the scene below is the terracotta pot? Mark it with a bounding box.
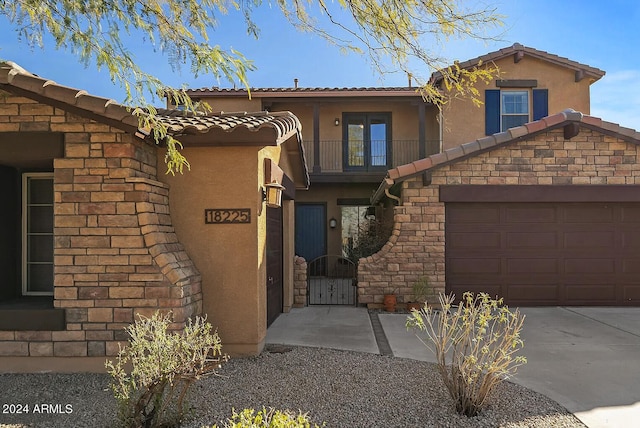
[383,294,397,312]
[406,302,423,312]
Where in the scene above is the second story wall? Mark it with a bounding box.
[189,91,438,179]
[442,54,596,150]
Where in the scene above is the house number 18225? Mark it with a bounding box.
[205,209,251,224]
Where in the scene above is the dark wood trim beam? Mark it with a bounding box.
[440,185,640,203]
[514,51,525,63]
[564,122,580,139]
[282,173,296,200]
[575,69,586,82]
[309,173,386,183]
[337,198,371,206]
[496,79,538,88]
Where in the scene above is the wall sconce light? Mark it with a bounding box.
[329,217,337,229]
[334,118,340,126]
[263,181,285,208]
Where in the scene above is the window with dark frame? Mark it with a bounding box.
[343,113,391,170]
[485,88,548,135]
[22,173,54,296]
[501,91,529,131]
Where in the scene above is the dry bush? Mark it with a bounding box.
[105,311,228,427]
[407,292,527,417]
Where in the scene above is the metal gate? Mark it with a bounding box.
[307,255,357,305]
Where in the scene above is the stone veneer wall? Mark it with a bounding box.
[357,128,640,307]
[293,256,307,307]
[0,92,202,357]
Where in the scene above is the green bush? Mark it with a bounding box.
[406,292,526,417]
[105,311,228,428]
[212,407,324,428]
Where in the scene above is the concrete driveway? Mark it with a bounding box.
[268,306,640,428]
[382,307,640,428]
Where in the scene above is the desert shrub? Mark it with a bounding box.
[105,311,228,428]
[212,407,324,428]
[406,292,526,417]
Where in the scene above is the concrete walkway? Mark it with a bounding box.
[266,306,640,428]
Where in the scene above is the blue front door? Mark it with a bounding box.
[295,204,326,263]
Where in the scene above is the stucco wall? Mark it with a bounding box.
[160,142,298,356]
[358,127,640,307]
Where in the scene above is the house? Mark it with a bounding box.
[359,109,640,307]
[0,61,308,370]
[185,43,605,306]
[0,42,611,369]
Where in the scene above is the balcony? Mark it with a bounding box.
[304,139,439,183]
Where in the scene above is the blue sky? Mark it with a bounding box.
[1,1,639,129]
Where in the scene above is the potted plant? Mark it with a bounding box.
[406,276,429,312]
[383,287,398,312]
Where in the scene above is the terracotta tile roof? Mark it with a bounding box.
[430,43,605,83]
[0,61,303,143]
[155,109,302,144]
[0,61,141,131]
[0,61,310,188]
[185,86,423,98]
[374,109,640,203]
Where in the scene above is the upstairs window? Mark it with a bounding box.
[485,88,548,135]
[343,113,391,170]
[501,91,529,130]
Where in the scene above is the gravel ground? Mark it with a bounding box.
[0,346,585,428]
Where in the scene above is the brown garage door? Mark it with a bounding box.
[446,201,640,306]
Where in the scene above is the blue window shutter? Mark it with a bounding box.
[533,89,549,120]
[485,90,500,135]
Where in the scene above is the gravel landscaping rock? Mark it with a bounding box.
[0,346,585,427]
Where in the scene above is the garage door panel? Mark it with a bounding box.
[565,284,616,302]
[507,232,557,248]
[620,206,640,222]
[446,200,640,306]
[564,258,615,274]
[563,231,615,249]
[621,232,640,249]
[447,205,500,223]
[622,285,640,301]
[508,284,559,303]
[505,206,557,223]
[564,205,614,222]
[507,258,558,273]
[449,232,500,248]
[622,259,640,273]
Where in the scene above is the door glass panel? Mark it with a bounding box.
[23,175,54,295]
[29,235,54,262]
[28,205,54,233]
[344,113,390,169]
[28,179,54,204]
[27,265,54,292]
[370,120,387,166]
[347,119,365,167]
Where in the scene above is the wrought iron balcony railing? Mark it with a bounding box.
[304,139,439,174]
